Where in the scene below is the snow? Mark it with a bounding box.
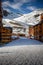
[2,9,43,28]
[0,38,43,65]
[0,9,43,65]
[1,37,42,47]
[14,9,43,26]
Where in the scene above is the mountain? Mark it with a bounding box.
[14,8,43,26]
[2,19,27,28]
[2,8,43,27]
[3,10,22,20]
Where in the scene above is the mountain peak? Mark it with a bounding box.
[3,9,23,20]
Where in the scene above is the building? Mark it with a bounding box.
[0,0,12,44]
[1,27,12,43]
[29,14,43,42]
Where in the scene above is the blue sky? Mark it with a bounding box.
[2,0,43,15]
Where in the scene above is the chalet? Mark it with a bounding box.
[0,0,12,43]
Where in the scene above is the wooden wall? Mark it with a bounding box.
[0,1,12,44]
[41,22,43,42]
[29,14,43,42]
[0,27,12,43]
[29,22,43,42]
[40,13,43,21]
[34,23,41,40]
[29,26,34,39]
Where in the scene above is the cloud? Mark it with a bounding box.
[27,6,37,11]
[2,0,33,10]
[3,8,11,12]
[10,3,22,9]
[2,1,10,8]
[2,1,21,10]
[13,0,29,4]
[2,0,36,15]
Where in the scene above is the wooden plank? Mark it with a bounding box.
[29,26,34,39]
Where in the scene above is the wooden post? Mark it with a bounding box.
[0,0,3,26]
[0,0,3,43]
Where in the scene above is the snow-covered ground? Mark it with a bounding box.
[0,38,43,65]
[4,37,43,47]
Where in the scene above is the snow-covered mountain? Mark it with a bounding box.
[2,9,43,27]
[3,10,22,20]
[14,9,43,25]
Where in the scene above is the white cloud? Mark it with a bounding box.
[2,0,33,10]
[2,1,9,7]
[10,3,22,9]
[2,1,21,9]
[27,6,37,11]
[3,8,11,12]
[2,0,36,15]
[13,0,30,3]
[2,1,10,10]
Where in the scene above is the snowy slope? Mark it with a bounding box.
[14,9,43,25]
[2,9,43,27]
